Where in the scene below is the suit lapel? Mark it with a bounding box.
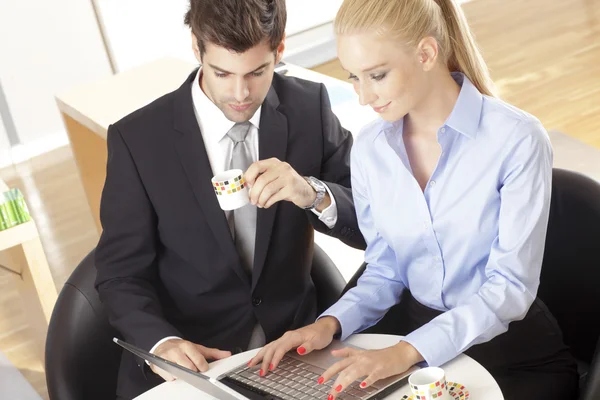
[252,86,288,290]
[172,70,250,287]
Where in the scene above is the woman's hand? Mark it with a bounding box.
[321,341,424,399]
[247,317,340,376]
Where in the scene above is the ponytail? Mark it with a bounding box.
[433,0,496,96]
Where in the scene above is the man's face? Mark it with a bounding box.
[193,37,284,123]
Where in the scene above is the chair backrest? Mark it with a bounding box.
[45,244,342,399]
[585,340,600,400]
[538,169,600,365]
[45,249,121,400]
[311,243,346,314]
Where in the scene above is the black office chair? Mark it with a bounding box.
[537,168,600,400]
[341,168,600,400]
[45,244,344,400]
[45,249,121,400]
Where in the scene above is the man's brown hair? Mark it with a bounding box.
[184,0,287,57]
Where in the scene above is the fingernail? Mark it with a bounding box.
[317,377,324,385]
[360,382,367,388]
[247,360,252,367]
[269,363,274,371]
[328,395,334,400]
[297,347,306,355]
[335,385,343,392]
[259,369,264,377]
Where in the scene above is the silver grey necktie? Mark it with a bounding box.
[226,122,257,274]
[226,122,265,349]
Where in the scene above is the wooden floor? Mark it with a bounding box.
[0,147,99,400]
[313,0,600,149]
[1,0,599,398]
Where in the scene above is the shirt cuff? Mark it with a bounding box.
[310,182,337,229]
[146,336,181,366]
[401,322,456,368]
[318,298,368,341]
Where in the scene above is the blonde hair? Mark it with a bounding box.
[335,0,496,97]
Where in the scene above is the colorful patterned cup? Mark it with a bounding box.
[211,169,250,210]
[408,367,450,400]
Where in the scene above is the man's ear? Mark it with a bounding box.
[191,33,202,64]
[275,35,286,64]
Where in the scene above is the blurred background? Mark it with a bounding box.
[0,0,599,398]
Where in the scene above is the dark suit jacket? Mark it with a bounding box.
[95,69,365,399]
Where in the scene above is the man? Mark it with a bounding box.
[94,0,365,398]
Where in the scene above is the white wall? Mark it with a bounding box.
[0,114,12,169]
[285,0,343,35]
[0,0,113,163]
[94,0,195,73]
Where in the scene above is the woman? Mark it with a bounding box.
[249,0,579,398]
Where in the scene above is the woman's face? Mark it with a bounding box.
[337,31,431,122]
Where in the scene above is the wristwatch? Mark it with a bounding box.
[303,176,326,210]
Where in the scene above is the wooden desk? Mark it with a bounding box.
[0,179,57,360]
[55,57,196,232]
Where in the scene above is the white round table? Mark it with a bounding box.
[134,334,504,399]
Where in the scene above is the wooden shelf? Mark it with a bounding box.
[0,221,38,252]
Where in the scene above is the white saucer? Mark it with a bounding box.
[400,381,470,400]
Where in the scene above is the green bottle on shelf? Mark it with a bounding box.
[0,188,31,231]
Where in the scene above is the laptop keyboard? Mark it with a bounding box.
[225,355,380,399]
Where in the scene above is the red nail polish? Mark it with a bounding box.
[269,363,274,371]
[336,385,343,392]
[317,377,324,385]
[360,382,367,388]
[297,346,306,355]
[247,360,252,367]
[328,395,334,400]
[259,369,264,377]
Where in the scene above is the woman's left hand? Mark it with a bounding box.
[319,341,424,399]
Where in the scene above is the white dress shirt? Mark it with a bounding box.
[150,69,338,355]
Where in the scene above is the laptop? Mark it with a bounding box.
[114,338,419,400]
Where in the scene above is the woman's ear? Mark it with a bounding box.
[417,36,439,71]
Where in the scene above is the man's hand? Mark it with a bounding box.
[244,158,331,210]
[247,317,340,376]
[150,339,232,381]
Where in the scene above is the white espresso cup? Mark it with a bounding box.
[408,367,450,400]
[211,169,250,210]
